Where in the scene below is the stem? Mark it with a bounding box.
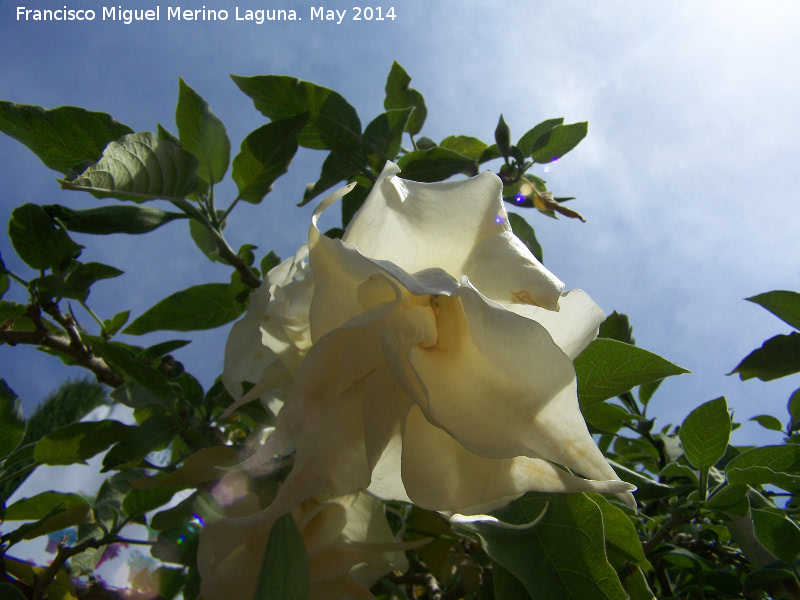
[360,168,378,183]
[699,467,709,501]
[2,268,29,287]
[110,536,157,547]
[208,183,216,217]
[0,328,122,388]
[0,461,37,486]
[643,513,691,556]
[33,537,102,599]
[618,512,692,584]
[78,300,106,331]
[39,303,82,349]
[221,196,241,222]
[171,198,261,289]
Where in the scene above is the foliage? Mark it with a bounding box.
[0,64,799,600]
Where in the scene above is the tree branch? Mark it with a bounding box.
[212,235,261,289]
[0,328,123,388]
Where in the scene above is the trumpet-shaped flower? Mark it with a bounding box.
[198,488,413,600]
[226,162,635,518]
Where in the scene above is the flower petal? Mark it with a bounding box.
[400,405,633,514]
[342,162,563,309]
[499,289,605,360]
[197,512,272,600]
[222,244,311,405]
[264,380,374,520]
[363,365,412,502]
[222,280,279,402]
[402,283,632,506]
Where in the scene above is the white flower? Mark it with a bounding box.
[197,489,413,600]
[226,161,635,517]
[222,243,313,417]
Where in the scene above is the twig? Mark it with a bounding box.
[212,235,261,289]
[32,537,102,599]
[642,513,691,556]
[0,328,122,388]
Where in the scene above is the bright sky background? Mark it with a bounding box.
[2,0,800,446]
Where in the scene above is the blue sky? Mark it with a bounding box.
[2,0,799,445]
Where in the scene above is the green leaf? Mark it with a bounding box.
[494,115,511,160]
[33,419,130,465]
[188,218,224,264]
[726,445,800,490]
[638,379,662,406]
[139,339,191,363]
[492,562,532,600]
[124,282,245,335]
[704,484,750,516]
[396,147,475,182]
[44,204,186,235]
[1,499,91,543]
[751,508,800,564]
[260,251,281,277]
[747,290,800,331]
[0,102,132,174]
[341,178,371,228]
[439,136,488,161]
[0,300,26,326]
[384,61,427,135]
[9,204,82,270]
[122,487,176,518]
[479,143,502,164]
[151,492,199,531]
[583,402,636,434]
[31,260,122,301]
[788,388,800,433]
[254,512,310,600]
[132,446,238,491]
[0,380,25,459]
[102,414,180,471]
[530,122,588,163]
[730,332,800,381]
[0,583,28,600]
[749,414,784,432]
[476,493,626,600]
[103,310,130,337]
[679,397,731,470]
[507,213,542,263]
[589,494,651,570]
[60,261,123,301]
[517,118,564,157]
[599,311,635,345]
[0,252,8,300]
[60,132,200,202]
[362,108,413,170]
[575,339,689,408]
[744,568,798,594]
[93,470,142,532]
[416,136,437,150]
[301,149,360,205]
[238,244,257,268]
[157,122,181,146]
[232,114,308,204]
[621,567,656,600]
[88,337,174,399]
[5,491,88,520]
[232,74,361,152]
[110,381,169,409]
[176,78,230,184]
